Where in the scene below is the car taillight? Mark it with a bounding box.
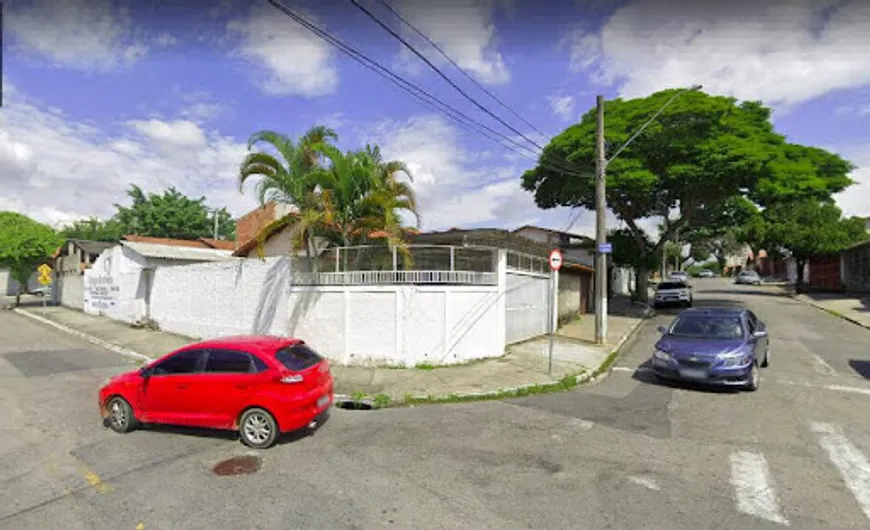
[279,374,304,384]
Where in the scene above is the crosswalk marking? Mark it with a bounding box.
[730,451,790,525]
[810,422,870,521]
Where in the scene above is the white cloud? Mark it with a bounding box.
[227,4,339,97]
[391,0,511,85]
[834,146,870,218]
[6,0,150,71]
[568,0,870,107]
[362,114,576,231]
[547,94,575,120]
[0,83,257,228]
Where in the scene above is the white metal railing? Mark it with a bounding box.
[505,250,548,274]
[319,244,497,274]
[294,270,498,286]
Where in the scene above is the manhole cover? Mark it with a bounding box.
[212,455,262,476]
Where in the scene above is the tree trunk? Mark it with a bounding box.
[635,266,650,304]
[716,256,726,275]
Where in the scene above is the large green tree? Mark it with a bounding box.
[0,212,62,306]
[59,217,123,242]
[751,200,867,290]
[113,185,235,241]
[522,88,854,301]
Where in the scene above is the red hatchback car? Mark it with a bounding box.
[98,336,334,449]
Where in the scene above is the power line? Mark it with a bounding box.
[368,0,548,141]
[265,0,589,180]
[349,0,546,152]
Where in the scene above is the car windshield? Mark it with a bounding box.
[740,271,758,277]
[669,314,745,339]
[658,282,686,290]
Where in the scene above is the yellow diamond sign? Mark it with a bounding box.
[37,264,52,285]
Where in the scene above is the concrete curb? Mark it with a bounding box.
[13,308,153,363]
[337,315,651,407]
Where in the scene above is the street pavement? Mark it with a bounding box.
[1,277,869,529]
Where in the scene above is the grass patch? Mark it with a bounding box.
[373,393,392,409]
[415,362,436,370]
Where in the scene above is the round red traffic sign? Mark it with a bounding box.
[548,249,563,271]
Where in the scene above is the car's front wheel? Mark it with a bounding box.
[106,396,137,433]
[745,363,760,392]
[239,408,279,449]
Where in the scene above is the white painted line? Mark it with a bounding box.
[628,475,660,491]
[776,379,870,397]
[811,354,837,376]
[730,451,790,526]
[810,422,870,521]
[612,366,653,374]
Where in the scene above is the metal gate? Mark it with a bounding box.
[504,251,550,344]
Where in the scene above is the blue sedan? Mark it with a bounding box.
[651,307,770,391]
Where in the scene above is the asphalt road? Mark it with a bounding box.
[1,277,869,530]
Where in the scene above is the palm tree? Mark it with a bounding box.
[238,125,338,261]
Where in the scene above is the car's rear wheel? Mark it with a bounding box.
[106,396,137,433]
[745,363,760,391]
[239,408,279,449]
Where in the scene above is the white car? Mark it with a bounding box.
[735,270,762,285]
[653,280,693,309]
[668,271,689,282]
[698,269,715,278]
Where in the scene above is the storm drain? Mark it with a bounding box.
[212,455,262,476]
[335,397,375,410]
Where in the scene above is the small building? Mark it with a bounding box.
[52,239,115,308]
[83,235,236,323]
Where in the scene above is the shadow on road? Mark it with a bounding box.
[698,288,786,299]
[848,360,870,381]
[630,359,742,395]
[108,410,332,446]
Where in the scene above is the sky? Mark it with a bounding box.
[1,0,869,239]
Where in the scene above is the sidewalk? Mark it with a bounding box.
[777,288,870,330]
[12,300,648,404]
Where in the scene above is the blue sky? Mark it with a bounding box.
[1,0,869,237]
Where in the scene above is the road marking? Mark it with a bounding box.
[730,451,789,525]
[810,354,837,376]
[83,470,110,493]
[612,366,652,374]
[776,379,870,397]
[628,475,660,490]
[810,422,870,521]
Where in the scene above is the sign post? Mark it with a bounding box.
[37,264,52,308]
[547,249,564,376]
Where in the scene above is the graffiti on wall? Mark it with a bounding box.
[84,275,119,312]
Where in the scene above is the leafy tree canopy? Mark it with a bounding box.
[0,212,62,303]
[521,88,856,299]
[59,185,236,243]
[753,200,867,286]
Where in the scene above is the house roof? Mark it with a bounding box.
[198,238,236,251]
[121,240,234,262]
[52,238,115,259]
[514,225,594,242]
[122,234,235,250]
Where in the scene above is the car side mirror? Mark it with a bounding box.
[752,330,768,339]
[139,366,152,378]
[657,325,668,334]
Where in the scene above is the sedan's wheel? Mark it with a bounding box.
[745,363,760,392]
[239,408,279,449]
[107,396,137,433]
[761,347,770,368]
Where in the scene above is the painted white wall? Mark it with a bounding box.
[1,269,40,295]
[84,245,149,323]
[132,254,506,366]
[505,270,549,344]
[56,273,84,309]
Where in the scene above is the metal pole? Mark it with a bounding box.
[213,209,219,240]
[594,95,608,344]
[547,268,555,376]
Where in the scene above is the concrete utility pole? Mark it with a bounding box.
[213,209,220,240]
[592,84,703,345]
[594,95,607,344]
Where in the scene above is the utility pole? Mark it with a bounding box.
[594,95,607,345]
[213,209,220,240]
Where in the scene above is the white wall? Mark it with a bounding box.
[505,270,549,344]
[84,245,148,323]
[132,255,506,366]
[56,273,84,309]
[1,269,40,295]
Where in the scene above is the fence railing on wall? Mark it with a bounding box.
[295,270,498,286]
[297,244,498,285]
[505,250,548,275]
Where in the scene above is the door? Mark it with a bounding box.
[200,349,269,428]
[745,312,768,361]
[139,349,206,426]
